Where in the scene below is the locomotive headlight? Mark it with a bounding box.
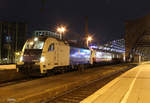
[40,56,45,62]
[34,37,38,41]
[20,56,23,62]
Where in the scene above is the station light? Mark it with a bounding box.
[57,26,66,39]
[57,26,66,33]
[87,36,92,42]
[86,36,93,47]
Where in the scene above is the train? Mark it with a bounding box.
[17,36,123,75]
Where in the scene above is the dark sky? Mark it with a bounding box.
[0,0,150,44]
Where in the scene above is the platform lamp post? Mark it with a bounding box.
[87,36,94,65]
[57,26,66,39]
[86,36,92,47]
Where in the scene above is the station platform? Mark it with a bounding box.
[0,64,16,70]
[81,62,150,103]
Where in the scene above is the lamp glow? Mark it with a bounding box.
[57,26,66,33]
[57,26,66,39]
[87,36,92,41]
[20,56,23,62]
[86,36,93,47]
[34,37,38,41]
[40,56,45,62]
[30,42,33,45]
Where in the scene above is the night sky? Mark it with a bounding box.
[0,0,150,44]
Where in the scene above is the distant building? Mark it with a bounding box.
[0,21,27,63]
[104,39,125,53]
[34,30,61,39]
[89,39,125,54]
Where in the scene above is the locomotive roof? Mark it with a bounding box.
[32,36,89,49]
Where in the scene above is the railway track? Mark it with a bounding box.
[0,77,35,87]
[0,63,120,87]
[46,67,128,103]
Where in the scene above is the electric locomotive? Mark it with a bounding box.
[17,36,123,75]
[17,36,95,74]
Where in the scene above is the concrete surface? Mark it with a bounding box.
[81,62,150,103]
[0,69,26,83]
[0,64,27,83]
[0,64,135,103]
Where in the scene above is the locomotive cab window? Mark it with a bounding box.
[48,43,54,51]
[25,40,44,49]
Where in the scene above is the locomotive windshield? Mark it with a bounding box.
[25,39,44,49]
[21,37,47,63]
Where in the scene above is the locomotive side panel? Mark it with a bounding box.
[41,38,70,72]
[57,42,70,66]
[41,38,56,72]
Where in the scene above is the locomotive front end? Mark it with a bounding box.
[17,37,46,74]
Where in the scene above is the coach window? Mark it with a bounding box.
[48,43,54,51]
